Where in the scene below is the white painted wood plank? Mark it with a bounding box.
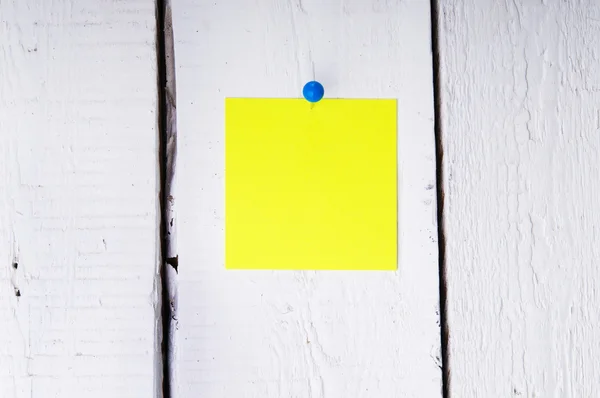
[172,1,441,397]
[0,1,160,397]
[438,1,600,396]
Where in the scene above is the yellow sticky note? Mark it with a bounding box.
[225,98,397,270]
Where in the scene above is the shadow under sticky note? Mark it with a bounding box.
[225,98,397,270]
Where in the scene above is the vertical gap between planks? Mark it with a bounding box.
[156,0,178,397]
[430,0,450,397]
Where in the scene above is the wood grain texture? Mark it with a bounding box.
[172,0,441,397]
[0,1,160,397]
[438,1,600,396]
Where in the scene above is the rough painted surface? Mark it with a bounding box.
[438,1,600,396]
[172,1,441,396]
[0,1,160,397]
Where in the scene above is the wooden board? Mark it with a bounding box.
[438,1,600,396]
[0,1,160,397]
[172,0,442,396]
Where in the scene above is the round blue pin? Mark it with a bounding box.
[303,81,324,103]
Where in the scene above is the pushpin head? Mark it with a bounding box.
[303,81,324,103]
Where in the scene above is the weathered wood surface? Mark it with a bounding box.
[172,1,442,397]
[438,1,600,396]
[0,1,160,397]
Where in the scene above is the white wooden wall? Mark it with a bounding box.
[0,1,160,397]
[438,1,600,396]
[172,0,441,397]
[3,0,600,397]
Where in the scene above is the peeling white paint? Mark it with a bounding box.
[0,1,160,397]
[439,1,600,396]
[172,0,441,396]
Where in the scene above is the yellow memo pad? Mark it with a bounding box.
[225,98,397,270]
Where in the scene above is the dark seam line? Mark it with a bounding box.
[155,0,172,396]
[430,1,450,397]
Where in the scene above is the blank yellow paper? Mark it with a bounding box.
[225,98,397,270]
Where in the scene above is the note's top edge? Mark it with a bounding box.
[225,97,397,101]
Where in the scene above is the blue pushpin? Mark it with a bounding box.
[303,81,324,103]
